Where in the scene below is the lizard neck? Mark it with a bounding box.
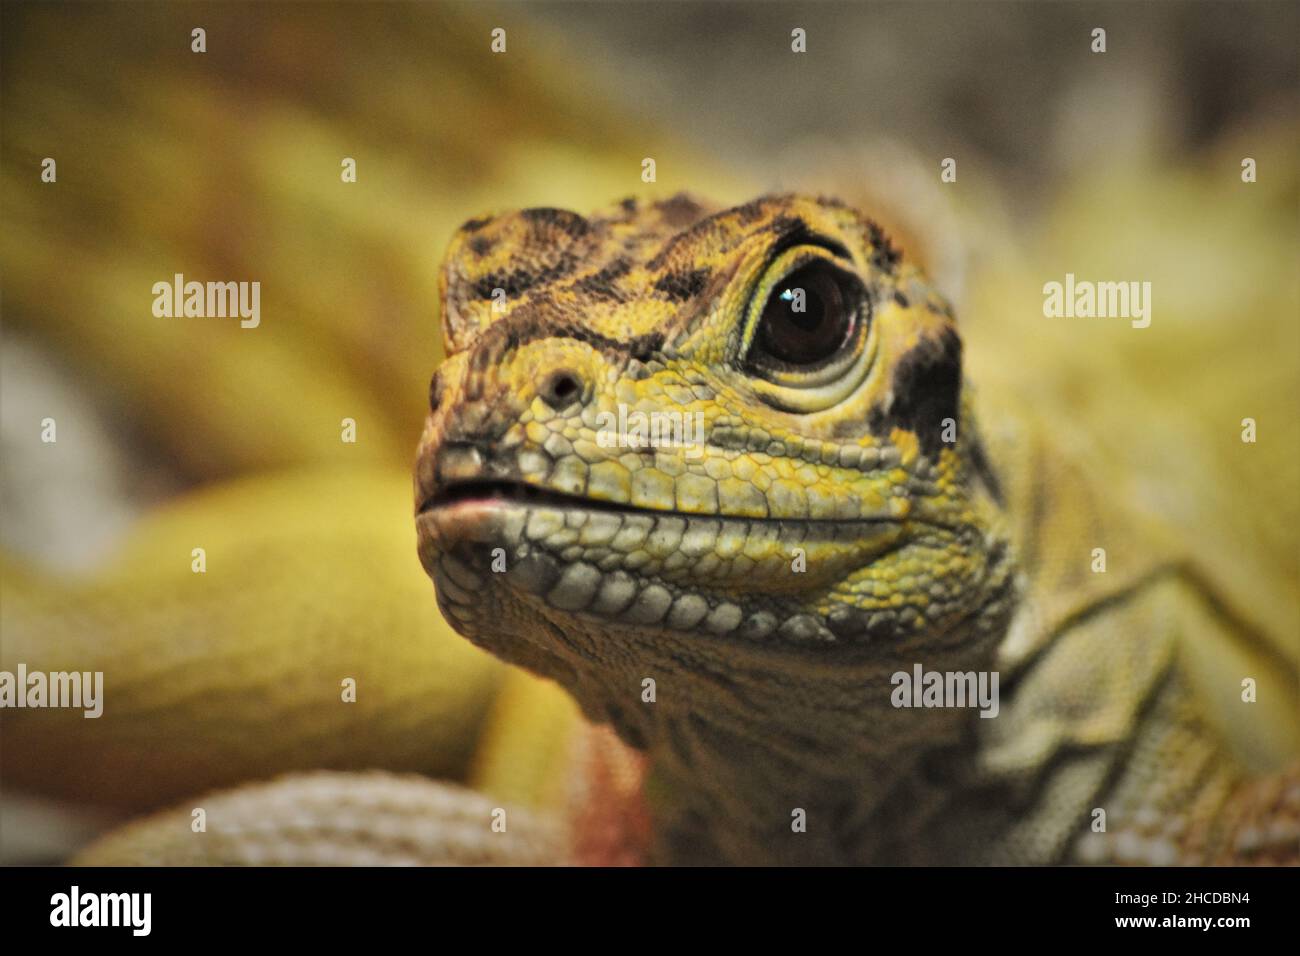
[612,616,1010,865]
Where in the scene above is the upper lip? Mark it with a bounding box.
[416,479,635,517]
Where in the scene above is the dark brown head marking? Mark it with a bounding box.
[866,221,901,274]
[520,207,590,240]
[654,267,711,302]
[470,254,578,300]
[869,326,962,460]
[573,257,635,301]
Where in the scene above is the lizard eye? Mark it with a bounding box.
[751,259,860,369]
[740,245,875,411]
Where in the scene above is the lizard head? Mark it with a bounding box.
[415,194,1014,753]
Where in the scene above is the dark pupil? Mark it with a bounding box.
[756,262,852,366]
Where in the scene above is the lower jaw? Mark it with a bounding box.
[416,498,905,644]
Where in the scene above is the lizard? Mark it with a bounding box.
[407,192,1300,865]
[24,190,1300,867]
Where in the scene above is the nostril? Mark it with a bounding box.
[539,369,584,408]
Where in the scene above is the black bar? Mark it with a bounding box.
[1,865,1289,943]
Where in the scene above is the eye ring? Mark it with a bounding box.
[738,245,875,411]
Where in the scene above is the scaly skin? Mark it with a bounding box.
[413,194,1299,865]
[73,772,561,867]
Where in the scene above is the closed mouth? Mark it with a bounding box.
[416,476,923,646]
[416,478,902,527]
[417,480,640,518]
